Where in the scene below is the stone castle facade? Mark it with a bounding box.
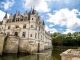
[0,8,52,54]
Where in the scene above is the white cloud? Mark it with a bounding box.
[51,0,71,4]
[0,10,9,21]
[63,29,75,34]
[47,8,80,30]
[45,25,57,33]
[49,24,54,27]
[22,0,50,12]
[0,0,15,10]
[0,10,5,21]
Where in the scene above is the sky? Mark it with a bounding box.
[0,0,80,34]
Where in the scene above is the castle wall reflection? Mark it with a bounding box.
[0,49,66,60]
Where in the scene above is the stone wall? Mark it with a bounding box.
[4,36,19,53]
[19,39,29,53]
[0,34,50,55]
[0,34,5,55]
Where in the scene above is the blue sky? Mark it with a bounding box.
[0,0,80,34]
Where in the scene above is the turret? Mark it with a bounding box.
[3,12,7,24]
[30,6,38,22]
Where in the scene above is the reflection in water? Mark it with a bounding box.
[51,48,67,60]
[0,49,66,60]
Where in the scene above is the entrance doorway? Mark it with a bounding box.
[15,32,18,36]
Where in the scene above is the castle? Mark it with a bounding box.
[0,8,52,54]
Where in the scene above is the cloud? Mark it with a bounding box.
[47,8,80,30]
[63,29,75,34]
[22,0,50,12]
[51,0,71,4]
[0,10,5,21]
[0,0,15,10]
[49,24,54,27]
[45,25,57,33]
[0,10,9,21]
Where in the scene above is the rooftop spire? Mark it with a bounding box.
[31,6,32,13]
[32,6,36,14]
[4,11,7,18]
[33,5,35,10]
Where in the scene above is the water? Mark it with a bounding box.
[0,49,66,60]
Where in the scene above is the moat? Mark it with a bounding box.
[0,48,66,60]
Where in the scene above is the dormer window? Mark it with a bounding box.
[24,17,27,20]
[16,18,19,22]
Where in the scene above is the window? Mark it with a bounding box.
[8,26,10,29]
[15,32,18,36]
[23,24,26,28]
[39,27,40,31]
[41,35,42,40]
[24,17,27,20]
[16,25,19,28]
[35,33,37,39]
[18,18,19,21]
[30,34,32,37]
[16,18,19,22]
[7,32,10,36]
[22,32,26,37]
[38,33,39,39]
[31,25,33,28]
[32,18,33,20]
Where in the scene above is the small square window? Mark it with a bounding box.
[32,18,33,20]
[8,26,10,29]
[31,25,33,28]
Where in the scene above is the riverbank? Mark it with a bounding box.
[53,46,78,49]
